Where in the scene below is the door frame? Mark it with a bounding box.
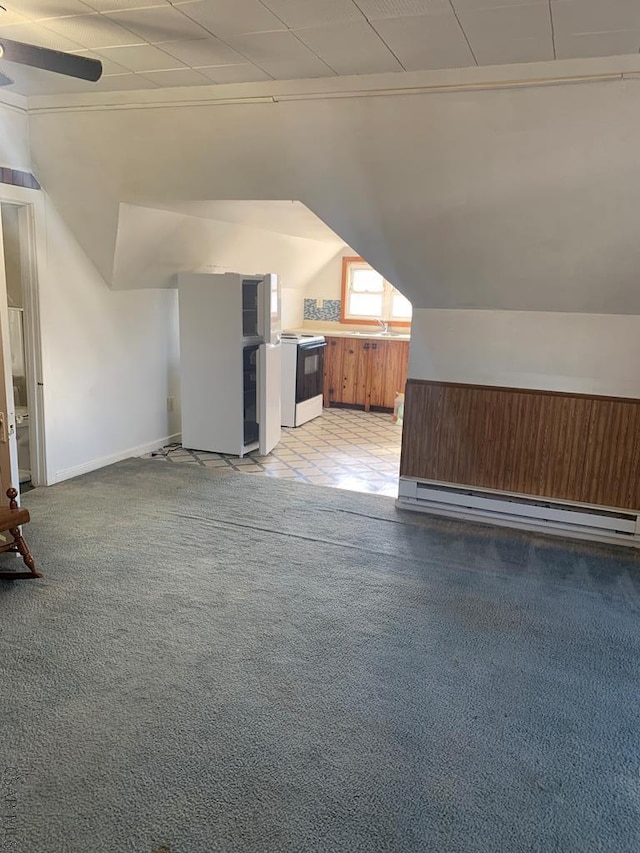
[0,184,47,487]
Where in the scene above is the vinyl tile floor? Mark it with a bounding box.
[144,408,402,497]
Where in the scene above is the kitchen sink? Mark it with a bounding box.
[351,330,407,337]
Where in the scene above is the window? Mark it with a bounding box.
[341,257,412,326]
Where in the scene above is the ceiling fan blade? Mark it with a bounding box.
[0,39,102,82]
[0,71,13,87]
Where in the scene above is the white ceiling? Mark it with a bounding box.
[0,0,639,95]
[146,199,347,243]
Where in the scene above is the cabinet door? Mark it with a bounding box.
[368,340,410,410]
[323,337,344,405]
[323,337,368,407]
[341,339,368,407]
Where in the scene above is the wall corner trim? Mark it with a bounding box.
[53,433,181,485]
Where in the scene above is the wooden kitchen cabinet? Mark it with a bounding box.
[324,337,363,406]
[368,339,410,409]
[323,336,409,411]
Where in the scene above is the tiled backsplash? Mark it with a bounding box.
[304,298,341,322]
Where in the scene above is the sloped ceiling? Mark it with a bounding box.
[111,201,347,290]
[1,0,640,95]
[147,200,346,243]
[29,68,640,313]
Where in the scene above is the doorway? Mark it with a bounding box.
[0,198,45,494]
[2,204,31,486]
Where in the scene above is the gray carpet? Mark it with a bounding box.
[1,458,640,853]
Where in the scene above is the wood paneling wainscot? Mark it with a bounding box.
[400,380,640,511]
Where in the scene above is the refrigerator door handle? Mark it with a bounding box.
[262,272,281,345]
[256,348,262,426]
[257,280,266,341]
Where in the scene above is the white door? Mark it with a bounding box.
[258,343,282,455]
[0,208,20,498]
[263,272,281,345]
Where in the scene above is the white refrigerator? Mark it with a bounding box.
[178,272,282,457]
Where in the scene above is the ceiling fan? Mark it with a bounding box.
[0,5,102,87]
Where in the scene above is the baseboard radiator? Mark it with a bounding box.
[397,479,640,548]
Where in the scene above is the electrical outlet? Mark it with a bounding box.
[167,396,174,413]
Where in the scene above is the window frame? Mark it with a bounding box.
[340,256,411,327]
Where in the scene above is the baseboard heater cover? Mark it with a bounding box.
[397,478,640,547]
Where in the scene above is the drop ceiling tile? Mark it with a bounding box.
[105,6,209,43]
[472,36,554,64]
[458,3,552,43]
[71,48,128,75]
[42,13,145,48]
[294,21,403,74]
[1,61,154,94]
[84,0,171,10]
[2,65,99,94]
[453,0,546,9]
[175,0,287,37]
[0,22,85,51]
[158,37,245,67]
[225,29,331,63]
[355,0,451,19]
[196,63,272,83]
[138,67,212,86]
[261,0,364,28]
[89,71,158,89]
[372,13,476,69]
[6,0,94,19]
[258,55,338,79]
[95,43,187,71]
[551,0,640,37]
[555,28,640,59]
[0,7,33,26]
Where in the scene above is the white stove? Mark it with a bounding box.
[280,333,327,427]
[280,332,326,345]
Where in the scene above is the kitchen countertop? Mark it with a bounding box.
[286,326,411,341]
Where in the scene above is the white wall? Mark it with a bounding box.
[26,68,640,315]
[21,61,640,481]
[303,247,355,302]
[0,98,29,172]
[36,197,354,482]
[409,309,640,398]
[113,203,346,328]
[40,195,181,483]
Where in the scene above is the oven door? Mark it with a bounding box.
[296,341,326,404]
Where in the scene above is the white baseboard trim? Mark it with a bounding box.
[53,433,182,484]
[396,477,640,549]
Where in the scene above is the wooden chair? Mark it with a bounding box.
[0,487,40,580]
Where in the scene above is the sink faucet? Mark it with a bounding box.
[377,319,389,334]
